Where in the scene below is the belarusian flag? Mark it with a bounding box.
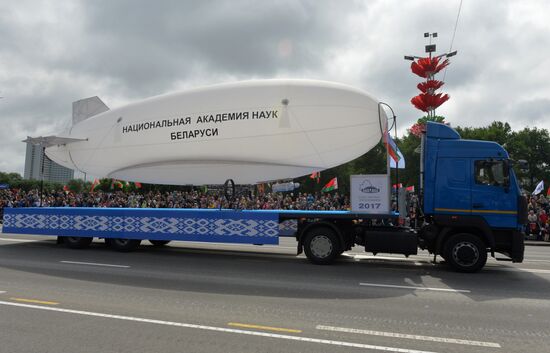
[90,178,100,192]
[111,179,123,189]
[134,182,142,189]
[310,171,320,183]
[321,177,338,192]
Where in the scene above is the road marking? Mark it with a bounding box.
[0,300,438,353]
[228,322,302,333]
[60,261,130,268]
[10,297,59,305]
[0,237,38,243]
[316,325,501,348]
[359,282,470,293]
[0,291,6,294]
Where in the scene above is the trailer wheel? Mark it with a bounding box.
[63,236,93,249]
[303,227,340,265]
[149,240,171,246]
[443,233,487,273]
[109,238,141,252]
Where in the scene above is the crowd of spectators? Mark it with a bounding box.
[526,194,550,241]
[2,189,548,241]
[0,188,350,212]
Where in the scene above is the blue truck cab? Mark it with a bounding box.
[419,122,525,271]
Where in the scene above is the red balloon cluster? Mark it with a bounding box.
[410,57,450,114]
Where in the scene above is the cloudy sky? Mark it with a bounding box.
[1,0,549,175]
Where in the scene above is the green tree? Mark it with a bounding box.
[507,127,550,190]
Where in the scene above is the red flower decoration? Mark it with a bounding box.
[410,93,450,112]
[410,57,449,78]
[417,80,444,94]
[409,122,425,137]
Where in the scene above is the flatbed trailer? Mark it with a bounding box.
[2,206,412,266]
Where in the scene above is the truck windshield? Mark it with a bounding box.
[474,160,505,186]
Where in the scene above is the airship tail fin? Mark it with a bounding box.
[72,96,110,125]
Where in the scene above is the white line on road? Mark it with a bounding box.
[60,261,130,268]
[0,291,6,294]
[0,300,439,353]
[0,237,38,243]
[316,325,501,348]
[359,282,470,293]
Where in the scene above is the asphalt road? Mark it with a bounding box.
[0,232,549,353]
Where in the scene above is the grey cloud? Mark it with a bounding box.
[74,0,363,96]
[1,0,550,174]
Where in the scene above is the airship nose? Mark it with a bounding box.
[45,145,77,171]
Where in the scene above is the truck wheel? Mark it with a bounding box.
[63,236,93,249]
[303,227,340,265]
[149,240,171,246]
[109,238,141,252]
[443,233,487,273]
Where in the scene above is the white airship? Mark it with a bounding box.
[26,79,387,185]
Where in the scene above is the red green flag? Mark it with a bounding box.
[90,178,100,192]
[310,171,321,183]
[321,177,338,192]
[111,179,123,189]
[134,182,142,189]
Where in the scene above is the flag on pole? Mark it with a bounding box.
[384,131,402,163]
[533,180,544,195]
[90,178,100,192]
[321,177,338,192]
[406,185,415,192]
[134,182,142,189]
[310,171,321,183]
[389,149,406,169]
[392,183,403,190]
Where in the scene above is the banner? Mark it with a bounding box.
[350,175,390,214]
[533,180,544,195]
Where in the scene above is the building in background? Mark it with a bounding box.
[24,143,74,183]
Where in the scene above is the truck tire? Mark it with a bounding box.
[443,233,487,273]
[149,240,171,246]
[63,236,93,249]
[303,227,340,265]
[109,238,141,252]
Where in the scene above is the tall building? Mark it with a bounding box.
[24,143,74,183]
